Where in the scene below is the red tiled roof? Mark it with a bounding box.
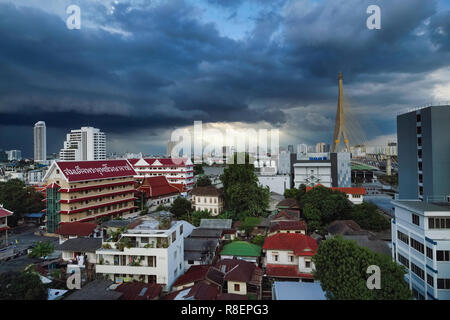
[185,281,219,300]
[116,282,163,300]
[46,182,60,189]
[56,160,136,182]
[265,264,314,279]
[128,158,192,167]
[172,265,211,287]
[269,221,307,233]
[263,233,318,256]
[306,184,366,195]
[55,222,98,236]
[137,176,180,198]
[0,206,13,218]
[272,210,297,221]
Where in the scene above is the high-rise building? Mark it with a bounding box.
[397,105,450,201]
[392,104,450,300]
[330,152,351,188]
[315,142,330,153]
[297,144,308,155]
[34,121,46,161]
[167,141,177,157]
[6,150,22,161]
[287,145,294,153]
[60,127,106,161]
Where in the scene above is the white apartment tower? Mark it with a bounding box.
[59,127,106,161]
[34,121,47,161]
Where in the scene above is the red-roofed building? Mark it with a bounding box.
[137,176,180,208]
[172,265,212,291]
[306,184,366,204]
[55,221,101,244]
[43,160,138,233]
[262,233,318,281]
[0,205,13,246]
[268,220,307,236]
[116,282,163,300]
[127,158,194,192]
[271,210,299,224]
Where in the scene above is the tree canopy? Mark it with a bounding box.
[351,202,390,231]
[313,236,412,300]
[0,179,45,226]
[220,153,269,217]
[28,241,54,258]
[196,175,212,187]
[0,271,48,300]
[194,164,204,175]
[170,197,192,219]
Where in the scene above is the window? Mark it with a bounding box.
[147,256,156,267]
[180,225,183,235]
[398,231,409,245]
[412,214,420,226]
[437,250,450,262]
[273,254,278,262]
[416,114,421,122]
[417,127,422,134]
[398,254,409,267]
[288,255,294,263]
[411,263,424,280]
[437,279,450,289]
[305,260,311,268]
[427,247,433,259]
[429,217,450,229]
[427,274,434,287]
[410,238,424,254]
[234,284,240,291]
[172,231,176,242]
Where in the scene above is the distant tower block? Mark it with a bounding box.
[332,72,350,152]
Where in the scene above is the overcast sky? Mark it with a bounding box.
[0,0,449,157]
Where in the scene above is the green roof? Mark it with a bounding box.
[220,241,262,257]
[351,163,376,171]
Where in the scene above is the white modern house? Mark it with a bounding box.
[95,218,185,291]
[391,200,450,300]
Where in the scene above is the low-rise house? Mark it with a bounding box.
[270,210,300,225]
[184,237,220,270]
[268,220,307,236]
[57,237,102,265]
[65,279,123,300]
[137,176,180,208]
[263,233,318,282]
[217,259,263,299]
[191,186,224,216]
[115,282,163,300]
[95,217,185,291]
[220,241,262,265]
[276,199,301,217]
[55,221,101,244]
[162,281,220,300]
[0,205,13,246]
[326,220,365,236]
[189,228,223,240]
[272,281,326,300]
[306,184,366,205]
[172,265,212,291]
[199,219,232,230]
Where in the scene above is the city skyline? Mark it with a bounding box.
[0,0,450,157]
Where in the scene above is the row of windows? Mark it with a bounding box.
[411,263,424,280]
[410,238,424,254]
[398,254,409,268]
[195,197,219,204]
[438,279,450,289]
[398,231,409,245]
[429,217,450,229]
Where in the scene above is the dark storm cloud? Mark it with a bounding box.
[0,0,449,155]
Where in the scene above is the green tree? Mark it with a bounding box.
[313,236,412,300]
[194,164,204,175]
[189,210,212,227]
[252,234,266,247]
[351,202,390,231]
[238,217,260,237]
[220,153,269,217]
[170,197,192,219]
[196,175,212,187]
[284,184,307,202]
[0,179,45,226]
[28,241,54,258]
[300,186,352,229]
[0,271,47,300]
